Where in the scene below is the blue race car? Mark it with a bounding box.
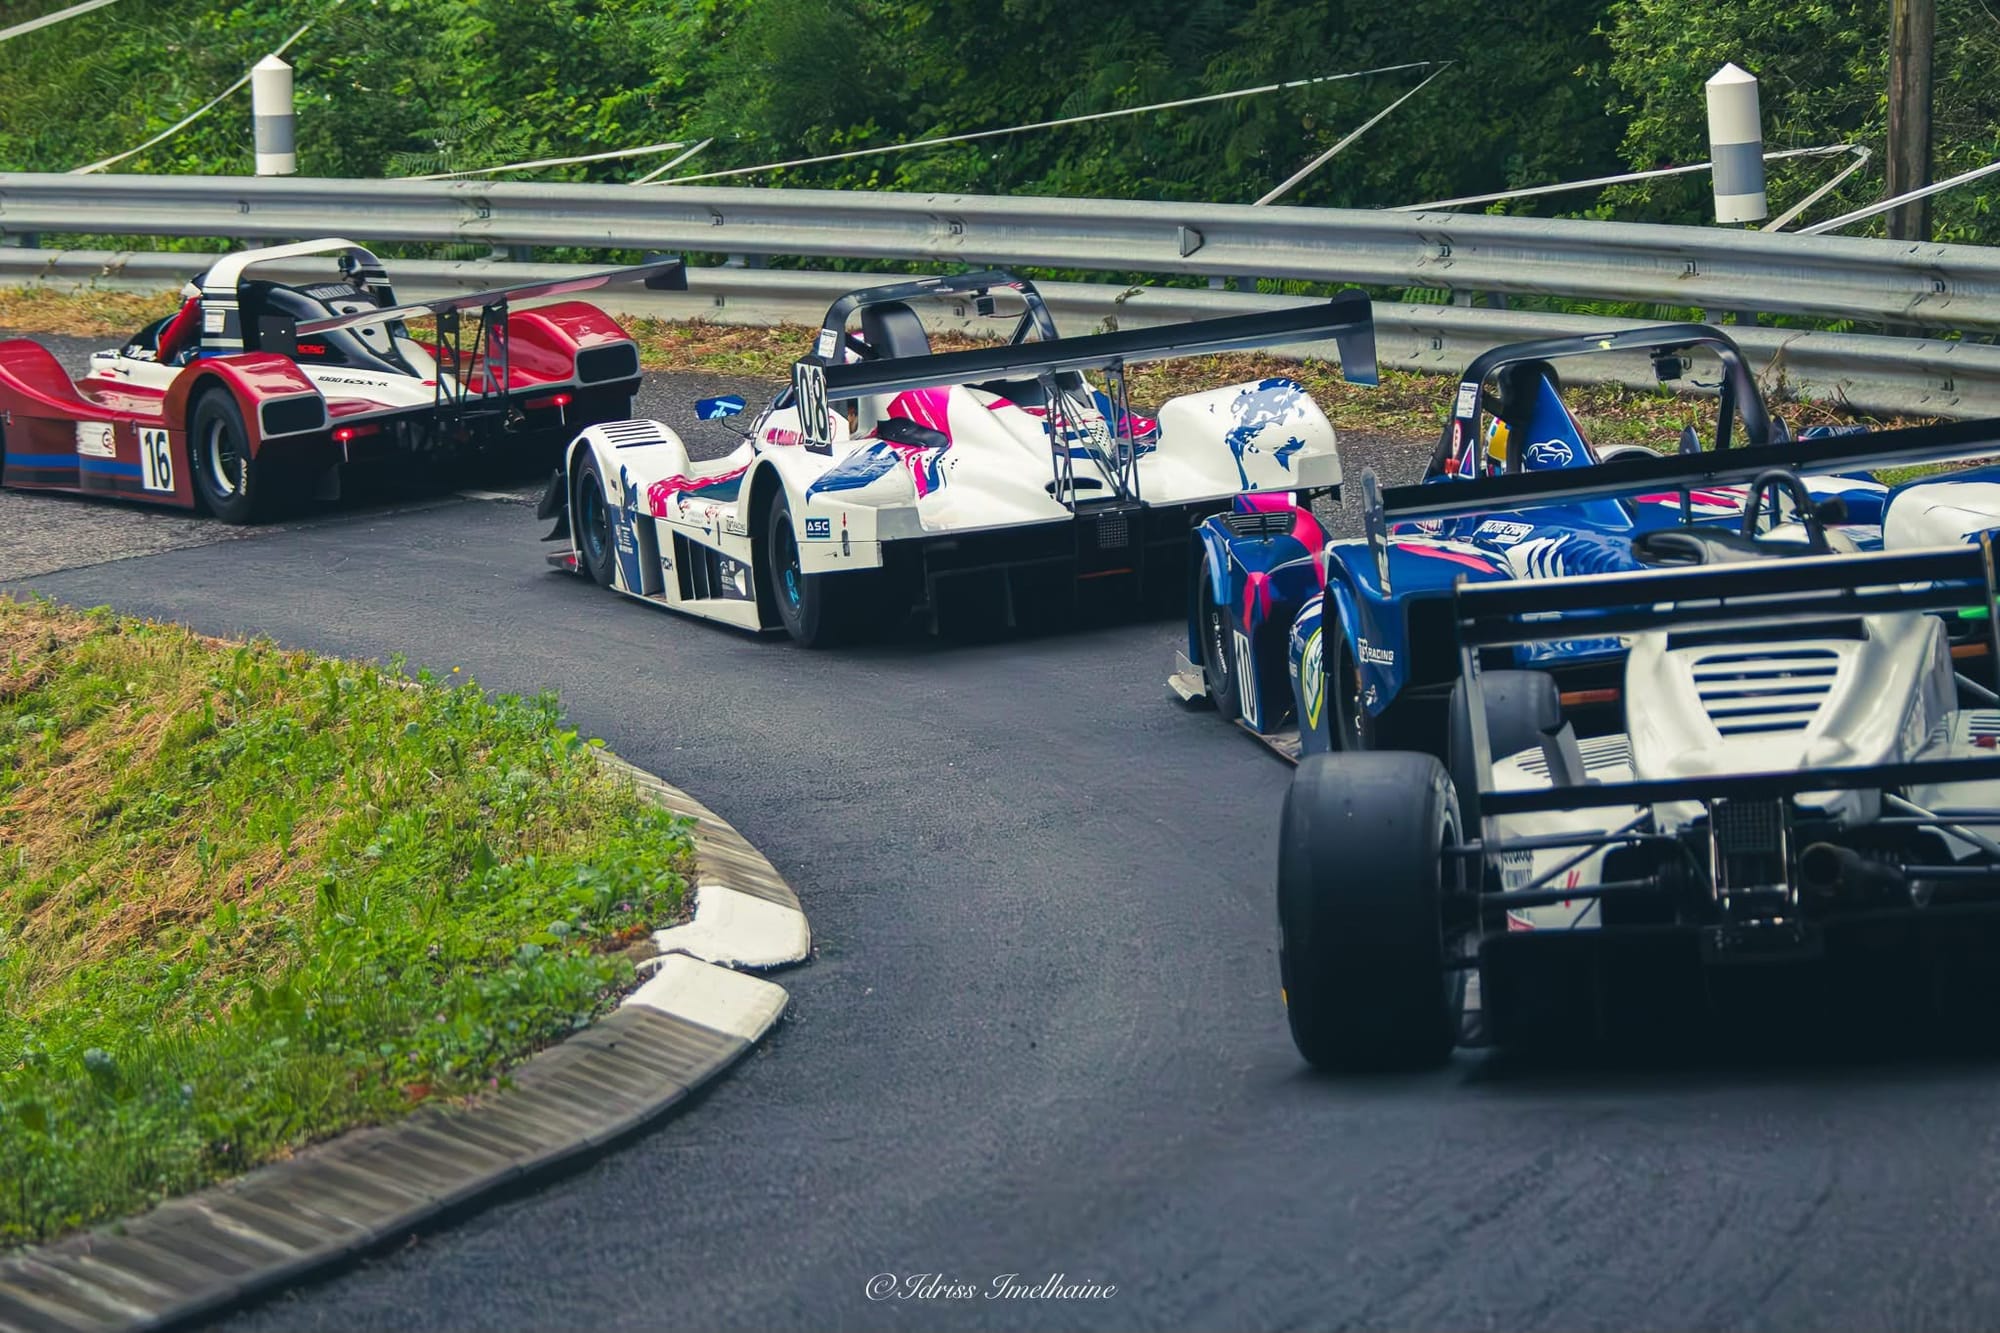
[1168,324,1892,760]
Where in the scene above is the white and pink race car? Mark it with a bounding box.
[537,271,1376,646]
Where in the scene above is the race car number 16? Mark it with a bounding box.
[139,428,175,493]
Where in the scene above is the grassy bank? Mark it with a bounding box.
[0,598,690,1248]
[0,287,1907,446]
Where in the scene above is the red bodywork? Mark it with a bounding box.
[0,299,640,512]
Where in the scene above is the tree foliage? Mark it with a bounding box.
[0,0,1991,242]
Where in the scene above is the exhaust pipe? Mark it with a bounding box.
[1799,842,1906,901]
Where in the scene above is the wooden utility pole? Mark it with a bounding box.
[1886,0,1936,241]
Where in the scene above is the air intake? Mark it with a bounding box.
[1691,647,1838,736]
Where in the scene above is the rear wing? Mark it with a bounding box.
[1431,323,1772,474]
[802,290,1375,408]
[1452,540,2000,824]
[295,257,689,337]
[1380,413,2000,526]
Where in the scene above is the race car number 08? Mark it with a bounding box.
[793,362,832,450]
[139,428,175,493]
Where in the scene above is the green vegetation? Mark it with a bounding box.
[0,598,690,1248]
[0,0,1992,247]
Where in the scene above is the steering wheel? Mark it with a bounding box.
[1739,468,1831,554]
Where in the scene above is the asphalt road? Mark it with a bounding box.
[12,355,2000,1331]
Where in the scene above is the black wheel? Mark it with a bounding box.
[1197,556,1243,722]
[766,491,877,647]
[1278,751,1465,1071]
[1447,670,1561,815]
[189,391,267,523]
[1329,623,1374,751]
[575,458,618,587]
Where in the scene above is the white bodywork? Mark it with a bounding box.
[562,373,1342,628]
[1494,603,2000,931]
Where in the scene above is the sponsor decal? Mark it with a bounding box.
[1454,382,1479,417]
[202,309,225,333]
[138,428,174,493]
[1500,848,1533,890]
[1524,438,1574,468]
[764,427,803,447]
[1299,629,1325,733]
[75,422,116,458]
[723,516,748,537]
[1475,519,1535,545]
[804,516,832,540]
[1233,629,1259,728]
[1357,638,1394,667]
[813,328,839,360]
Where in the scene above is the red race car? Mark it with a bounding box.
[0,239,684,521]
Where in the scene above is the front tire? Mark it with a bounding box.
[189,391,268,524]
[1197,557,1243,722]
[575,459,618,587]
[1278,751,1465,1071]
[766,491,876,647]
[1328,623,1375,751]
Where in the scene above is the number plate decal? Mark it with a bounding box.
[139,428,175,493]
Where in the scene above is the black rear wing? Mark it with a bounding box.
[295,257,689,337]
[1379,413,2000,527]
[1453,540,2000,823]
[805,290,1377,406]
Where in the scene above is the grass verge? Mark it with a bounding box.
[0,597,690,1249]
[1,287,1914,446]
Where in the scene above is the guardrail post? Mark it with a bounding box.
[1706,63,1767,223]
[251,55,297,176]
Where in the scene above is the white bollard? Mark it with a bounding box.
[1705,62,1766,223]
[251,54,296,176]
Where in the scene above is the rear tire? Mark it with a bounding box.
[1278,751,1464,1071]
[766,490,877,647]
[575,459,618,588]
[190,390,268,524]
[1447,670,1562,814]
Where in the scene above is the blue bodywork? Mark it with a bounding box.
[1186,376,1891,755]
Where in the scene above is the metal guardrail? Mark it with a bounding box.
[5,247,1996,419]
[4,171,2000,330]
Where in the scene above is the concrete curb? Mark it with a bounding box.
[0,752,808,1333]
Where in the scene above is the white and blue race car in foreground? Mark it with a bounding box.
[1274,413,2000,1070]
[537,272,1376,645]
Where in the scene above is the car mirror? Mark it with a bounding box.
[696,395,746,420]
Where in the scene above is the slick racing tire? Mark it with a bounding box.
[1328,622,1375,752]
[575,458,619,588]
[767,491,875,648]
[190,390,271,524]
[1278,751,1464,1072]
[1197,555,1244,722]
[1447,670,1561,817]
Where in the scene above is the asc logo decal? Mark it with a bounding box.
[804,517,832,540]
